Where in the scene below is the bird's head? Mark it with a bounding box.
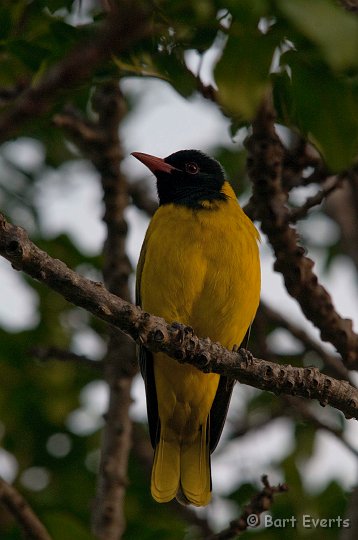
[132,149,227,208]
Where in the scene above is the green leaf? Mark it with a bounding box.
[7,40,49,72]
[0,7,12,39]
[276,0,358,72]
[153,52,197,97]
[215,25,278,121]
[43,512,95,540]
[274,52,358,170]
[294,421,316,459]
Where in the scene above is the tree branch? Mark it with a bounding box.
[0,1,151,144]
[206,475,288,539]
[0,477,52,540]
[127,180,158,217]
[1,213,358,420]
[54,84,135,539]
[338,0,358,13]
[257,303,350,381]
[281,137,328,192]
[31,346,103,370]
[245,93,358,368]
[90,83,135,540]
[290,174,345,223]
[283,396,358,458]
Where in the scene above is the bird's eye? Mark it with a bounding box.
[185,162,199,175]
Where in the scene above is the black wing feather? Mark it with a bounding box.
[136,233,160,449]
[208,325,252,452]
[138,345,160,448]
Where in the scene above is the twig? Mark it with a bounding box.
[0,477,52,540]
[31,346,103,370]
[245,93,358,367]
[127,181,158,217]
[283,396,358,458]
[338,0,358,13]
[0,82,27,106]
[281,137,328,192]
[196,79,220,104]
[258,303,350,380]
[54,109,158,219]
[206,475,288,539]
[290,174,344,223]
[1,213,358,420]
[224,410,283,446]
[0,1,151,144]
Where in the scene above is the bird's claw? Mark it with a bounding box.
[237,348,254,367]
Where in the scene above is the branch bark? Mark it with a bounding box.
[0,478,52,540]
[1,213,358,420]
[245,94,358,368]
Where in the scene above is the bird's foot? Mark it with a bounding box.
[232,346,254,367]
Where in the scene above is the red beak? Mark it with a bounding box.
[131,152,176,174]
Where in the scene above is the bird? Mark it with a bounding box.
[132,149,261,506]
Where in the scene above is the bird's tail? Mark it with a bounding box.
[151,423,211,506]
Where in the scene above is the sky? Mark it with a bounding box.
[0,76,358,520]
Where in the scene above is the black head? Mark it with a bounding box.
[132,149,227,208]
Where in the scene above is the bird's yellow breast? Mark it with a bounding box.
[140,182,261,347]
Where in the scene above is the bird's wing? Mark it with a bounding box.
[209,376,234,453]
[136,235,160,449]
[209,325,252,452]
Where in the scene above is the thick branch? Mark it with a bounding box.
[245,94,358,367]
[55,84,135,539]
[207,475,288,539]
[90,84,135,540]
[0,1,151,143]
[0,478,52,540]
[1,214,358,420]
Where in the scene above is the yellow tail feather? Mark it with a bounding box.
[180,423,211,506]
[151,436,180,503]
[151,423,211,506]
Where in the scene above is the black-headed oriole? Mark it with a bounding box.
[132,150,261,506]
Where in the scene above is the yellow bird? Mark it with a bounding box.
[132,150,261,506]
